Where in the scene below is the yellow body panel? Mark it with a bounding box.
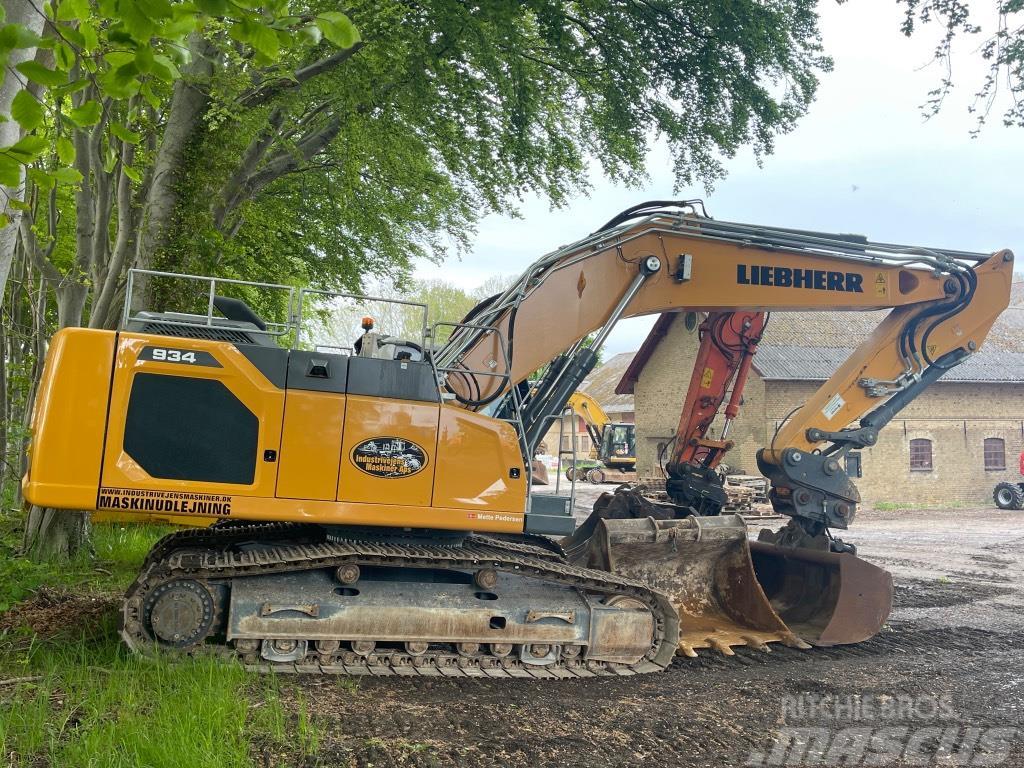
[100,334,285,498]
[22,329,115,510]
[91,493,524,533]
[433,406,525,512]
[277,390,346,500]
[336,395,439,507]
[24,329,529,532]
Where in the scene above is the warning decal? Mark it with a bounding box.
[874,272,887,297]
[351,437,428,478]
[701,367,714,389]
[822,393,846,421]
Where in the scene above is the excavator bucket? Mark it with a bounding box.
[749,541,893,646]
[562,488,893,656]
[530,459,550,485]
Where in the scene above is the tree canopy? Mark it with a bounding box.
[1,0,831,325]
[897,0,1023,129]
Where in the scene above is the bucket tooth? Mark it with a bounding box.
[781,634,813,651]
[708,637,736,656]
[742,635,770,652]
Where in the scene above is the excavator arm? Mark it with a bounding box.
[453,200,1014,654]
[439,202,1013,535]
[663,310,766,515]
[566,392,612,453]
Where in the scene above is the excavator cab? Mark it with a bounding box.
[599,423,636,466]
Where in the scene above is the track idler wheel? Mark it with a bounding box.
[142,579,218,649]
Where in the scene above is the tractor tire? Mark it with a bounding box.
[565,468,577,482]
[993,482,1024,510]
[586,468,606,484]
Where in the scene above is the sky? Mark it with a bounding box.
[412,0,1023,357]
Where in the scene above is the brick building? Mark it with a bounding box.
[616,286,1024,505]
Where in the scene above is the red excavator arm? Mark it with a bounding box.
[665,311,766,513]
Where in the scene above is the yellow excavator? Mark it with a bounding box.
[23,201,1012,676]
[562,392,637,484]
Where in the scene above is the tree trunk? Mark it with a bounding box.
[0,0,46,301]
[24,507,89,561]
[56,280,89,329]
[132,35,215,300]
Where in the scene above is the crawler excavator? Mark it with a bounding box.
[561,392,637,484]
[22,201,1012,676]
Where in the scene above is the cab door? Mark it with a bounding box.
[335,357,440,508]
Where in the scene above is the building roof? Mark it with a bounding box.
[753,344,1024,383]
[580,351,635,414]
[617,282,1024,391]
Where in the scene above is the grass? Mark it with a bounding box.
[0,486,177,611]
[0,634,304,768]
[872,500,975,511]
[0,486,323,767]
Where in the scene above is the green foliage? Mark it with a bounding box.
[0,0,356,190]
[0,630,311,767]
[156,0,829,295]
[0,503,173,607]
[9,91,42,132]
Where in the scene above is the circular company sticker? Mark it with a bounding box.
[351,437,428,478]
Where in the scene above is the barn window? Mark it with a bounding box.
[909,439,933,471]
[984,438,1006,471]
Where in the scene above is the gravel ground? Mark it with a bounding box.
[280,491,1024,768]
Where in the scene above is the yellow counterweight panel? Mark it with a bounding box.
[433,405,526,513]
[100,333,285,498]
[336,395,440,508]
[277,390,346,501]
[22,328,116,510]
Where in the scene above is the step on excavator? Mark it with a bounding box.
[23,201,1012,676]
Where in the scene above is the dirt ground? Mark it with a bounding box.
[279,489,1024,768]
